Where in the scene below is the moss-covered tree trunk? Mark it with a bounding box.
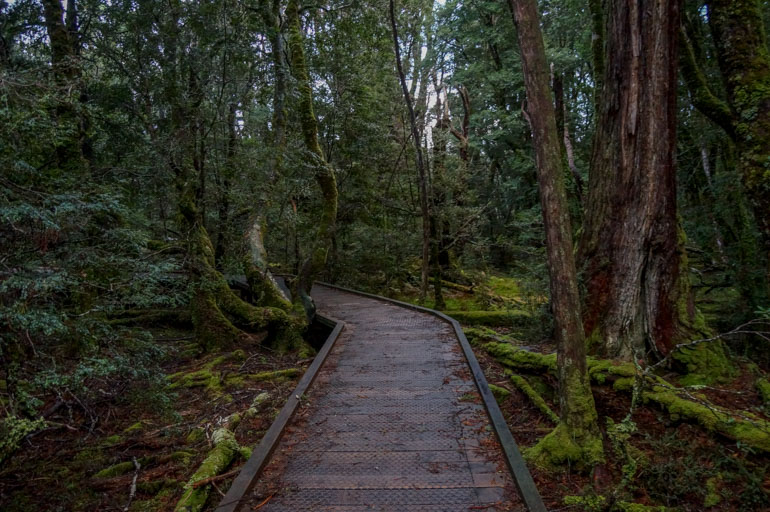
[578,0,705,362]
[286,0,338,320]
[507,0,603,470]
[41,0,90,174]
[242,0,294,313]
[696,0,770,292]
[162,3,304,353]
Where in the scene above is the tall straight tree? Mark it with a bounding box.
[506,0,603,470]
[578,0,704,361]
[389,0,431,303]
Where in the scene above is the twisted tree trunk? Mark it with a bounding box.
[286,0,338,320]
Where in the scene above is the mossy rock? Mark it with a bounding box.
[123,422,144,435]
[673,340,735,386]
[94,461,135,479]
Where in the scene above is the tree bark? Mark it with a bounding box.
[706,0,770,289]
[41,0,90,174]
[507,0,603,470]
[389,0,431,303]
[552,70,583,203]
[579,0,700,360]
[286,0,339,320]
[162,2,303,353]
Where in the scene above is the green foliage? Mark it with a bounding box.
[0,415,47,464]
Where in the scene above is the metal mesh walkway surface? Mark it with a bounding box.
[237,285,525,511]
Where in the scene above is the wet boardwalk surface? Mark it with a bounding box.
[240,285,524,511]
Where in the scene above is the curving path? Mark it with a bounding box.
[236,284,528,511]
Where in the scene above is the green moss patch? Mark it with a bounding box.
[445,310,530,327]
[509,374,559,424]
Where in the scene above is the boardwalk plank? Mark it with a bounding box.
[235,285,526,512]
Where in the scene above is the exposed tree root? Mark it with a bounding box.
[479,340,770,453]
[508,373,559,424]
[174,392,271,512]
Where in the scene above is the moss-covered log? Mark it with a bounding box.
[174,427,242,512]
[481,341,770,453]
[509,374,559,424]
[174,410,253,512]
[445,310,531,327]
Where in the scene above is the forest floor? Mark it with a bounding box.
[0,323,330,511]
[2,274,768,511]
[396,274,770,511]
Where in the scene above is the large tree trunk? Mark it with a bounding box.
[286,0,339,320]
[241,0,294,312]
[162,3,304,353]
[389,0,431,303]
[507,0,603,470]
[578,0,703,361]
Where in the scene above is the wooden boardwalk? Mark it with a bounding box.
[233,284,528,511]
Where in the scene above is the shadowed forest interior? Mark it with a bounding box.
[1,0,770,510]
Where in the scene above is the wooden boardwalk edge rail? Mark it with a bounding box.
[215,313,345,512]
[216,281,547,512]
[315,283,547,512]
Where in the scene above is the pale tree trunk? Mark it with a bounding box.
[389,0,431,303]
[698,141,728,264]
[552,69,583,203]
[286,0,338,320]
[242,0,293,310]
[507,0,603,470]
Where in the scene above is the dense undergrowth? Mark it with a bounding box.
[0,319,322,511]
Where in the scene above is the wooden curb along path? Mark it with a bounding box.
[216,282,546,512]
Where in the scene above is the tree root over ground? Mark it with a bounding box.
[174,392,271,512]
[478,340,770,453]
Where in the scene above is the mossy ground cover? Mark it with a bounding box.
[392,273,547,336]
[0,325,311,511]
[469,326,770,511]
